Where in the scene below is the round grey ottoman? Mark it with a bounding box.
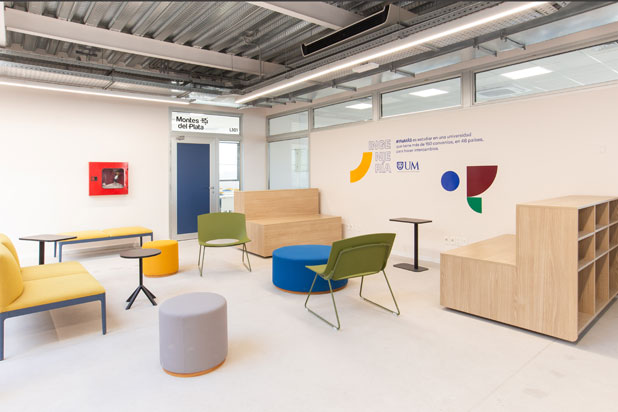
[159,292,227,377]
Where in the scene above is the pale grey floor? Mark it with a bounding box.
[1,240,617,412]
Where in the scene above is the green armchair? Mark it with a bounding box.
[197,212,252,276]
[305,233,399,329]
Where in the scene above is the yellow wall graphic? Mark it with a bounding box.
[349,152,372,183]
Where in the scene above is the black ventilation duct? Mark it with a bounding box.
[302,5,409,57]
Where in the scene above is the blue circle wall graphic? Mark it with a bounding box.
[441,171,460,192]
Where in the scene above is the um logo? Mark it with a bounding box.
[396,161,419,171]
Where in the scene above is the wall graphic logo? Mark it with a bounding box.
[350,152,373,183]
[397,161,420,172]
[440,166,498,213]
[350,139,393,183]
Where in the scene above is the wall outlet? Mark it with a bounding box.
[444,236,467,246]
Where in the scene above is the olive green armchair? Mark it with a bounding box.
[197,212,251,276]
[305,233,399,330]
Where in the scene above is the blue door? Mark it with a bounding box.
[177,143,210,235]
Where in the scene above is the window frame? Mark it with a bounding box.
[379,76,463,119]
[267,109,310,138]
[311,94,375,131]
[472,40,618,106]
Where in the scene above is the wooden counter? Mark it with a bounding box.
[441,195,618,342]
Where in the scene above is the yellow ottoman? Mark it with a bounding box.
[143,240,179,277]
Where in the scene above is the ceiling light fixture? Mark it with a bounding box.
[236,2,546,104]
[352,62,380,73]
[345,102,373,110]
[501,66,552,79]
[410,88,448,97]
[0,79,191,105]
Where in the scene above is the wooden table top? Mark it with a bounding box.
[389,217,432,224]
[19,234,77,242]
[120,248,161,259]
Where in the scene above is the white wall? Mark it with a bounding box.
[310,82,618,262]
[0,86,266,262]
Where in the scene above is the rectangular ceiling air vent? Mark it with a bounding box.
[301,5,414,57]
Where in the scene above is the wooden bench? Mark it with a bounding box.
[234,189,342,257]
[54,226,153,262]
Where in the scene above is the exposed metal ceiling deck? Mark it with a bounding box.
[0,1,616,107]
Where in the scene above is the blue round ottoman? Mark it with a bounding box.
[272,245,348,293]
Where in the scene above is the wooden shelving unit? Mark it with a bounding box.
[441,195,618,342]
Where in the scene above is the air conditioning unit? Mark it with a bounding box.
[301,5,415,57]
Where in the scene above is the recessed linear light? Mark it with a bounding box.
[410,88,448,97]
[0,79,191,105]
[236,2,547,104]
[501,66,552,80]
[345,102,372,110]
[352,62,379,74]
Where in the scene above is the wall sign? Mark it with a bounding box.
[171,112,240,135]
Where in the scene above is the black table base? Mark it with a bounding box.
[126,285,157,310]
[122,251,159,310]
[394,262,429,272]
[389,217,432,273]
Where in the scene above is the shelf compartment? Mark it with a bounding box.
[578,235,595,269]
[610,249,618,297]
[578,264,595,324]
[578,206,595,237]
[595,228,609,257]
[595,254,609,313]
[610,200,618,224]
[610,224,618,249]
[596,202,609,229]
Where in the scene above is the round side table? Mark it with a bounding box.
[121,248,161,310]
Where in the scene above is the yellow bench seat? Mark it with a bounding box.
[55,226,153,261]
[0,234,106,360]
[5,273,105,312]
[21,261,88,281]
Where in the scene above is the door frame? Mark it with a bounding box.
[168,107,243,240]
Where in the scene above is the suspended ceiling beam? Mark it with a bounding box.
[3,8,285,76]
[0,2,7,47]
[247,1,361,30]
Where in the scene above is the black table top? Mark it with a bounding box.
[389,217,432,224]
[19,234,77,242]
[120,248,161,259]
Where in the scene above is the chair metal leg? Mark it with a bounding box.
[304,275,341,330]
[359,271,400,316]
[100,295,107,335]
[198,245,202,267]
[242,243,252,272]
[199,246,206,276]
[0,313,5,361]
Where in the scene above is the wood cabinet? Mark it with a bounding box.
[441,195,618,342]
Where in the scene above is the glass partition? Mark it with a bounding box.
[219,141,240,212]
[268,137,309,190]
[313,96,373,129]
[476,42,618,103]
[269,111,309,136]
[381,78,461,118]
